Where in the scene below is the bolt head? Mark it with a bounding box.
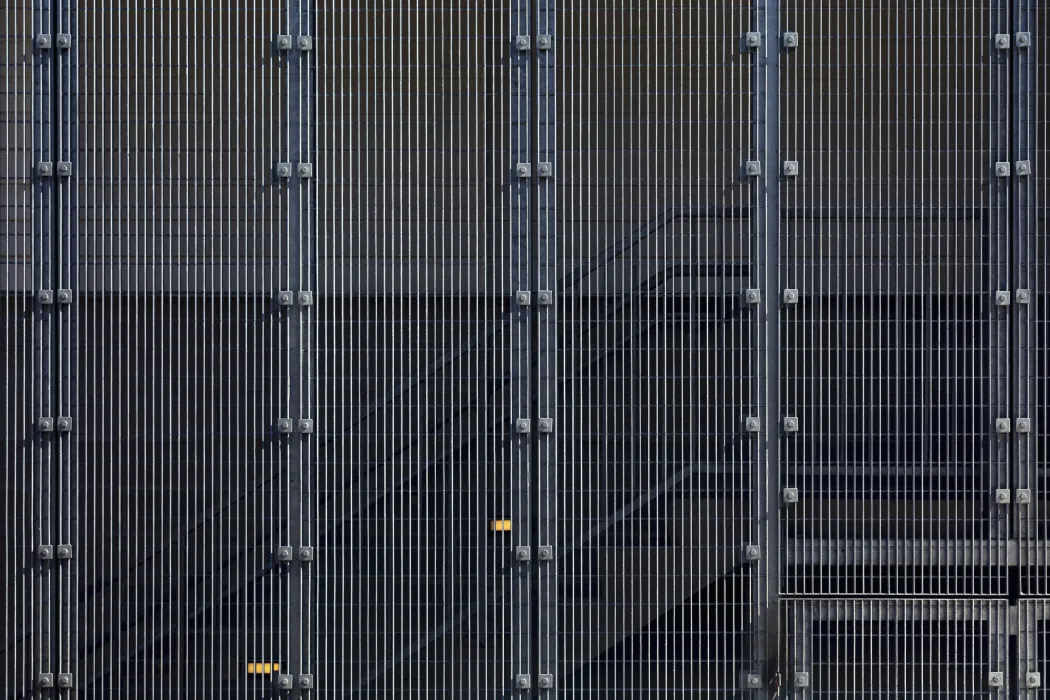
[37,545,53,559]
[989,671,1005,688]
[995,34,1010,48]
[516,163,530,177]
[538,674,553,688]
[299,546,314,561]
[1029,672,1042,688]
[515,36,530,50]
[297,36,313,50]
[56,545,72,560]
[537,35,552,50]
[1017,161,1031,176]
[515,419,530,433]
[298,163,313,178]
[794,672,810,688]
[1018,491,1032,504]
[744,32,761,47]
[746,418,760,431]
[782,32,799,48]
[996,162,1010,176]
[57,290,71,302]
[996,490,1010,503]
[35,34,52,49]
[515,674,531,688]
[57,673,73,688]
[297,674,314,689]
[1017,32,1032,48]
[996,291,1010,305]
[56,418,70,431]
[276,674,293,689]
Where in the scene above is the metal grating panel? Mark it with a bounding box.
[69,3,291,695]
[1020,601,1050,696]
[313,3,530,696]
[1019,0,1049,594]
[549,3,758,695]
[783,599,1009,698]
[1,0,53,690]
[779,0,1011,595]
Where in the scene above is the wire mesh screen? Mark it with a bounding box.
[70,3,291,695]
[549,2,757,695]
[1019,2,1049,594]
[1,0,52,688]
[313,4,529,696]
[782,599,1009,698]
[779,0,1011,596]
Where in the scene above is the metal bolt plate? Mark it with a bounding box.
[1017,489,1032,505]
[38,289,53,305]
[988,671,1005,689]
[56,416,72,432]
[277,418,293,434]
[297,673,314,689]
[1016,32,1032,48]
[782,487,799,504]
[277,291,294,306]
[1016,160,1032,177]
[298,418,315,434]
[57,673,73,688]
[515,545,531,562]
[538,418,553,433]
[783,416,799,433]
[515,673,531,689]
[1017,289,1031,304]
[537,162,553,178]
[56,544,73,560]
[297,291,314,306]
[275,162,292,179]
[995,33,1011,49]
[56,289,72,304]
[995,418,1012,434]
[35,33,52,49]
[743,544,761,562]
[37,673,54,688]
[995,161,1011,177]
[743,31,762,49]
[37,545,54,560]
[275,674,293,689]
[56,161,71,177]
[1029,672,1042,689]
[56,33,71,49]
[298,162,314,178]
[744,160,762,177]
[745,417,761,433]
[516,162,531,178]
[538,545,554,561]
[298,546,315,562]
[744,673,762,689]
[37,417,54,432]
[995,488,1011,504]
[37,161,53,177]
[995,290,1011,306]
[782,31,799,48]
[275,34,292,51]
[537,290,553,306]
[782,288,799,304]
[794,672,810,688]
[515,35,530,51]
[782,160,799,177]
[515,418,531,434]
[516,290,531,306]
[536,35,552,50]
[297,36,314,51]
[1017,418,1032,434]
[538,673,554,689]
[742,288,761,305]
[275,546,293,562]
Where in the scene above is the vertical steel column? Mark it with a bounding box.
[33,0,57,687]
[535,0,555,693]
[285,0,306,684]
[55,0,75,687]
[1012,0,1032,560]
[753,0,781,693]
[298,0,316,688]
[511,0,533,692]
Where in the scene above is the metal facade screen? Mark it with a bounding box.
[0,0,1045,697]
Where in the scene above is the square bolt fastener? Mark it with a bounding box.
[782,31,799,48]
[995,488,1011,504]
[1016,32,1032,48]
[297,36,314,51]
[742,32,762,49]
[994,33,1011,50]
[275,546,293,562]
[783,416,799,433]
[995,418,1011,434]
[275,35,292,51]
[994,161,1011,177]
[515,418,531,434]
[782,487,799,504]
[277,418,293,434]
[744,160,762,177]
[744,417,761,433]
[782,161,799,177]
[782,288,799,304]
[988,671,1004,689]
[514,35,530,51]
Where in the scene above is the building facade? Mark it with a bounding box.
[0,0,1046,697]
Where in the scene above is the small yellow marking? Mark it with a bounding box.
[489,519,512,532]
[247,662,279,674]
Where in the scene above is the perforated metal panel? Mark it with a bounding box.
[779,0,1012,596]
[783,600,1009,698]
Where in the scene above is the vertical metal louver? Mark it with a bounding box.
[69,3,291,695]
[779,0,1011,596]
[782,599,1009,697]
[1,0,54,687]
[313,3,529,695]
[548,2,757,695]
[1018,0,1048,594]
